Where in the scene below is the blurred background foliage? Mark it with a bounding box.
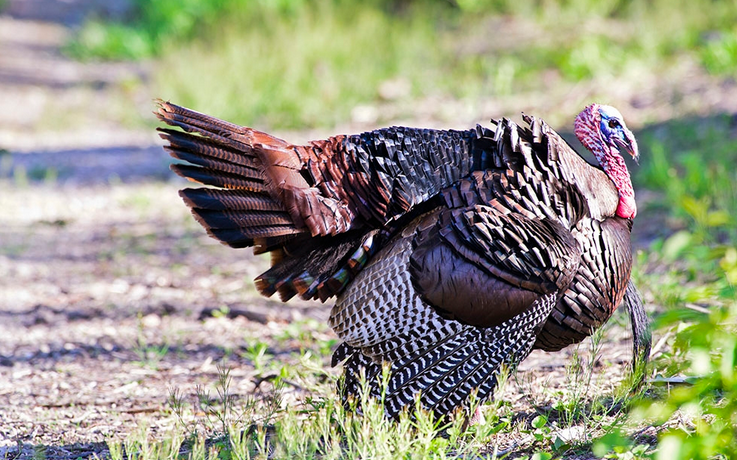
[45,0,737,457]
[66,0,737,128]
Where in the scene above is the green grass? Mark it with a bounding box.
[68,0,737,129]
[108,341,646,459]
[637,115,737,242]
[153,2,445,129]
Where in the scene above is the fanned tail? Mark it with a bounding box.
[156,101,502,306]
[156,100,374,301]
[156,100,305,249]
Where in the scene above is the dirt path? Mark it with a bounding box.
[0,0,153,154]
[0,180,332,452]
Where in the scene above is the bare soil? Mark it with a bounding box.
[1,0,735,458]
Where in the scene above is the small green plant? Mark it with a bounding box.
[593,431,653,459]
[628,302,737,459]
[132,314,170,369]
[242,340,272,375]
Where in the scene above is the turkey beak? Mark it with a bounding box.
[614,129,639,165]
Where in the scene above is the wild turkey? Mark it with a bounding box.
[155,101,650,419]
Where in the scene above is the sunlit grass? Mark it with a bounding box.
[103,336,648,460]
[68,0,737,129]
[154,3,443,129]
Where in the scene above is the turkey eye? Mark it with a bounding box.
[608,119,620,129]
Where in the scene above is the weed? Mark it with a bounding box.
[242,340,272,375]
[132,313,170,369]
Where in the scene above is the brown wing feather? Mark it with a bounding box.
[410,204,581,328]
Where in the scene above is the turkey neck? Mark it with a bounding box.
[600,147,636,219]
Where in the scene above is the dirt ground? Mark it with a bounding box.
[0,179,333,452]
[1,1,735,458]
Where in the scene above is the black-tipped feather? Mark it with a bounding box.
[156,102,253,153]
[159,128,260,168]
[167,149,264,183]
[171,164,266,191]
[193,209,294,230]
[179,189,285,212]
[204,225,301,249]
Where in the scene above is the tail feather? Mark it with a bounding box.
[194,208,293,229]
[157,109,252,153]
[180,188,300,249]
[201,225,301,249]
[156,100,267,153]
[157,100,376,302]
[180,188,285,212]
[171,164,267,191]
[156,99,244,132]
[159,128,261,169]
[166,148,266,192]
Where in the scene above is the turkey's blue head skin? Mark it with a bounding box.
[598,105,639,164]
[575,103,639,219]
